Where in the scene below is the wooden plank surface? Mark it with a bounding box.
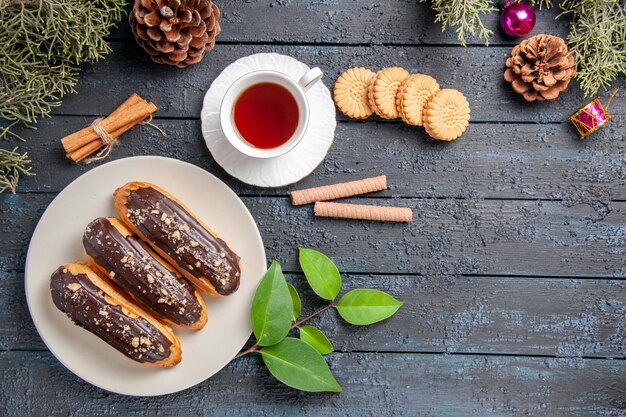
[2,194,625,277]
[110,1,571,46]
[47,43,625,123]
[2,269,624,357]
[1,351,624,417]
[13,117,626,200]
[2,1,625,414]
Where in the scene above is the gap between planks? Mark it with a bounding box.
[4,267,624,281]
[42,113,567,125]
[1,347,623,361]
[110,38,551,49]
[7,191,625,204]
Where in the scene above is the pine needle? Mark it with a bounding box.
[0,0,126,135]
[0,0,125,193]
[558,0,626,96]
[531,0,554,9]
[0,146,34,194]
[421,0,625,96]
[419,0,497,46]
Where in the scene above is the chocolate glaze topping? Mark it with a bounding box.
[123,186,241,295]
[83,218,203,326]
[50,266,172,363]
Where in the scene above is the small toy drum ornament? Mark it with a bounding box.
[569,88,618,139]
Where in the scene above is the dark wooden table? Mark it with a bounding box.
[2,2,625,416]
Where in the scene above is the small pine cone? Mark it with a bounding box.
[130,0,221,69]
[504,34,576,102]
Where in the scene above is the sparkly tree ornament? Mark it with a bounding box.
[569,89,619,139]
[500,1,536,38]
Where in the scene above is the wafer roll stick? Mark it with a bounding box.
[314,202,412,223]
[291,175,387,206]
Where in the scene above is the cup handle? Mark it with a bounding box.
[298,67,323,92]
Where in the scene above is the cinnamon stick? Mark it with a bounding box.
[61,94,143,152]
[63,100,155,153]
[66,109,155,162]
[63,103,152,154]
[60,94,157,162]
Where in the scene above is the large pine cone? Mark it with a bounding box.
[130,0,221,68]
[504,34,576,102]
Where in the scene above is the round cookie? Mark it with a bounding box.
[368,67,409,119]
[333,67,376,119]
[422,89,470,141]
[396,74,440,126]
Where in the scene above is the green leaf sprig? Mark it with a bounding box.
[236,248,403,393]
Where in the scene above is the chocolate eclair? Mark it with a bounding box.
[114,182,241,297]
[83,217,207,330]
[50,263,182,367]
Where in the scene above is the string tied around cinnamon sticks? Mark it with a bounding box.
[83,117,116,164]
[61,94,162,163]
[139,114,167,136]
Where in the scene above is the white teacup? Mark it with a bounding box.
[220,67,323,159]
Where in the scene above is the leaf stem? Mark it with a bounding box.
[293,303,335,328]
[235,303,336,359]
[234,343,260,359]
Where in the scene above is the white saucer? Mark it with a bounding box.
[201,53,337,188]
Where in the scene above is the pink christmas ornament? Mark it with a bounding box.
[569,88,619,139]
[500,1,536,38]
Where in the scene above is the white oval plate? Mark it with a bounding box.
[201,52,337,188]
[25,156,266,396]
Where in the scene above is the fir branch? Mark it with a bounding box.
[558,0,626,96]
[0,0,126,135]
[0,146,34,194]
[420,0,625,95]
[531,0,554,9]
[419,0,498,46]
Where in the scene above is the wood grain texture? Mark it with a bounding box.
[2,194,625,277]
[46,43,625,122]
[3,1,626,412]
[12,117,626,200]
[3,269,624,358]
[1,351,624,417]
[110,1,571,46]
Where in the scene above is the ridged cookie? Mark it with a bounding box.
[334,67,376,119]
[422,89,470,141]
[396,74,440,126]
[368,67,409,119]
